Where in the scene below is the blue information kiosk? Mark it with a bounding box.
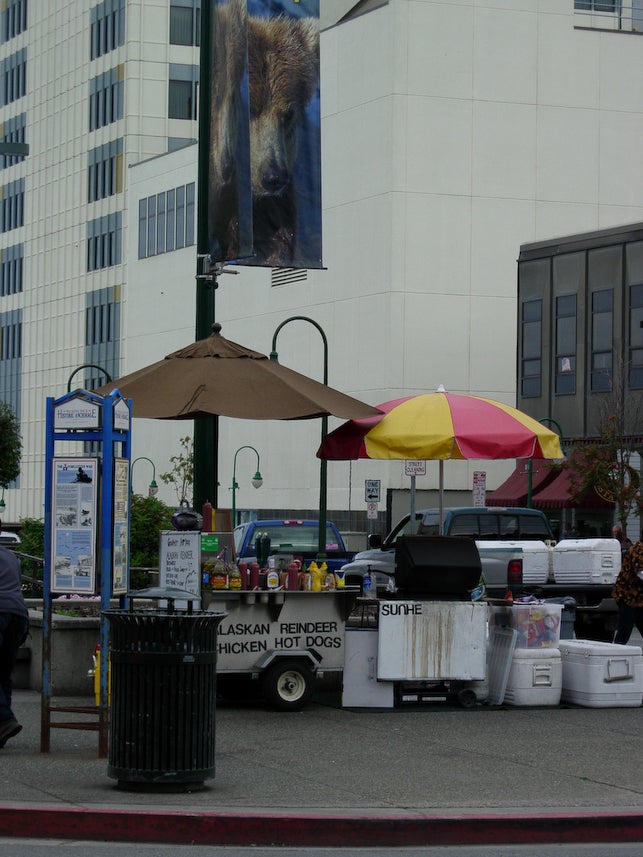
[41,389,132,755]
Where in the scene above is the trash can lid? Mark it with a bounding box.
[129,586,201,601]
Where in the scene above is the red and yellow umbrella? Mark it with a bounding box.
[318,390,563,461]
[317,389,564,529]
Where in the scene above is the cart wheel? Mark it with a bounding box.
[456,688,478,709]
[261,660,315,711]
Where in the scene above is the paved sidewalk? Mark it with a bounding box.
[0,687,642,847]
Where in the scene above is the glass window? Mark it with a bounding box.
[170,2,200,47]
[521,299,542,398]
[2,0,27,43]
[630,283,643,389]
[168,64,198,120]
[91,0,125,60]
[555,294,576,395]
[590,288,613,392]
[137,183,195,259]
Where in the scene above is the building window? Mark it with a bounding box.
[87,212,122,271]
[89,66,124,131]
[83,288,120,440]
[521,299,542,398]
[168,64,198,120]
[0,112,26,169]
[170,0,200,46]
[574,1,620,11]
[590,288,613,392]
[555,294,576,395]
[0,48,26,107]
[138,182,195,259]
[2,0,27,44]
[91,0,125,60]
[1,178,24,233]
[88,138,123,202]
[630,283,643,390]
[0,243,23,295]
[0,308,22,418]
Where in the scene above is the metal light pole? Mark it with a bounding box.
[270,317,329,560]
[527,417,565,507]
[130,457,158,497]
[231,446,263,527]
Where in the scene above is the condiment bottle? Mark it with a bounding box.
[249,561,260,590]
[212,560,228,590]
[228,565,242,590]
[238,562,248,590]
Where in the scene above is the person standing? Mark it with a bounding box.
[613,540,643,645]
[0,528,29,747]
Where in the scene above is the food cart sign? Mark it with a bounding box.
[159,531,201,608]
[404,460,426,477]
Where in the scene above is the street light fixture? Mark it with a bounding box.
[231,446,263,527]
[270,316,329,560]
[130,457,159,497]
[527,417,566,508]
[67,364,112,393]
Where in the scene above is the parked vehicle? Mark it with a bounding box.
[233,519,355,573]
[0,530,21,547]
[341,507,619,640]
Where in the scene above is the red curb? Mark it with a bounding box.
[0,807,642,847]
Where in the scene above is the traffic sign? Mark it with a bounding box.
[404,460,426,477]
[365,479,381,502]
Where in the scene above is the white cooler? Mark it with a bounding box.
[553,538,621,585]
[559,639,643,707]
[483,541,551,586]
[504,647,562,707]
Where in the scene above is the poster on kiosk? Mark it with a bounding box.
[51,457,98,593]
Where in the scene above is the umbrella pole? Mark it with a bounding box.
[439,460,444,535]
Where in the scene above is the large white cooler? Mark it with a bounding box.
[483,540,551,586]
[559,639,643,707]
[504,647,562,707]
[553,538,621,585]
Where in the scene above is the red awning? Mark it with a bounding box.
[531,468,614,510]
[486,459,558,507]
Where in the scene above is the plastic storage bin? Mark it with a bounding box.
[504,647,562,706]
[509,602,563,649]
[553,538,621,585]
[559,639,643,708]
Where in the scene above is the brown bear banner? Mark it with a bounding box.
[209,0,322,270]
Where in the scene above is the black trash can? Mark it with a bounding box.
[104,588,225,791]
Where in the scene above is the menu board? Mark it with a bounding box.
[159,530,201,607]
[51,458,98,593]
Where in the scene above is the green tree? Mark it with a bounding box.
[0,401,21,490]
[160,435,194,506]
[129,493,174,568]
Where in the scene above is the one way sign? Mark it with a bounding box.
[365,479,381,502]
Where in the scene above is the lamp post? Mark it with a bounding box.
[527,417,566,508]
[270,317,329,560]
[231,446,263,527]
[66,364,112,393]
[130,457,159,497]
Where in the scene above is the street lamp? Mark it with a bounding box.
[270,316,329,560]
[67,364,112,393]
[527,417,566,508]
[231,446,263,527]
[130,457,159,497]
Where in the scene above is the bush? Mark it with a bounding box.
[129,493,174,568]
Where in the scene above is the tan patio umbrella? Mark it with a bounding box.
[94,323,380,421]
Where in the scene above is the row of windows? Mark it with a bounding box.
[0,309,21,424]
[89,66,124,131]
[0,243,22,295]
[87,212,122,271]
[521,283,643,398]
[91,0,125,60]
[0,315,21,360]
[138,182,195,259]
[88,138,123,202]
[1,47,26,108]
[1,0,27,44]
[575,1,620,11]
[1,112,26,169]
[0,177,24,232]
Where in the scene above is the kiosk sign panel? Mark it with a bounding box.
[112,458,130,594]
[54,394,101,430]
[51,458,98,593]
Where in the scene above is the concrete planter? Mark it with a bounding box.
[16,610,99,696]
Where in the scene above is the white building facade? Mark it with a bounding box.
[2,1,642,530]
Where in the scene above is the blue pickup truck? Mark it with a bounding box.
[233,519,354,571]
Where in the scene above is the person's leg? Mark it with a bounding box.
[614,602,636,644]
[633,607,643,642]
[0,614,15,723]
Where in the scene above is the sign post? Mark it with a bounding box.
[42,389,132,755]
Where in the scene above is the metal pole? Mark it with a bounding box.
[193,0,217,511]
[270,317,328,560]
[66,364,112,392]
